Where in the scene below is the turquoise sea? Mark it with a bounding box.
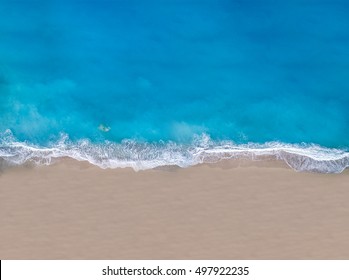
[1,0,348,172]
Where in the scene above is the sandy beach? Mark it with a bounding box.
[0,159,348,259]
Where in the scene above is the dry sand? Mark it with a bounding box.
[0,159,349,259]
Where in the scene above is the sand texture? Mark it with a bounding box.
[0,159,349,259]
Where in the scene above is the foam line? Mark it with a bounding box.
[0,131,348,173]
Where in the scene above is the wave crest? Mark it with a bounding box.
[0,130,348,173]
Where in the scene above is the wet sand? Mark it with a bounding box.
[0,159,348,259]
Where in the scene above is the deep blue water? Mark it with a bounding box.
[1,0,349,172]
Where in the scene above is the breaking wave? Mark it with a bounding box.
[0,130,348,173]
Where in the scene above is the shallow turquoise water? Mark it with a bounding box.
[1,0,349,172]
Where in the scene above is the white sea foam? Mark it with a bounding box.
[0,130,348,173]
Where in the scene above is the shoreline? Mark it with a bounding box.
[1,132,349,173]
[1,158,349,259]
